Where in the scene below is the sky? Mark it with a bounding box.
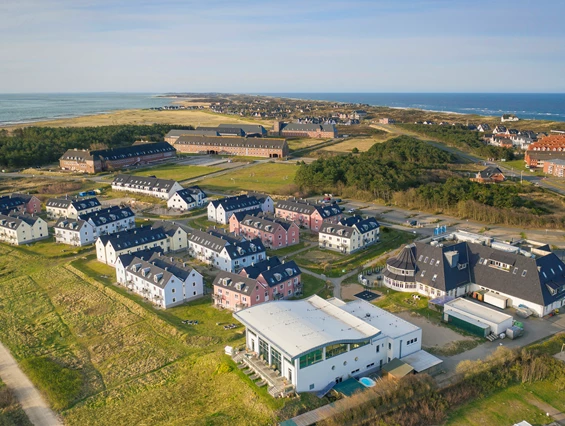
[1,0,564,93]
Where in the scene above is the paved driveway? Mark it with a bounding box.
[0,342,62,426]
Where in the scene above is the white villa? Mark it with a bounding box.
[0,213,48,245]
[111,174,183,200]
[46,197,102,219]
[54,218,96,246]
[207,194,265,224]
[167,186,207,211]
[116,252,203,309]
[319,216,380,254]
[96,227,169,265]
[234,295,423,393]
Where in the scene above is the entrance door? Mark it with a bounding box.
[251,339,255,352]
[288,368,292,383]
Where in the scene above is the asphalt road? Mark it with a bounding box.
[0,342,62,426]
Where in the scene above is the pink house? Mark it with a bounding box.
[275,198,343,232]
[229,212,300,250]
[212,272,267,311]
[212,257,303,311]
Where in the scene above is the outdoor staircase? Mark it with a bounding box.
[486,333,499,342]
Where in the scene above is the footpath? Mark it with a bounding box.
[0,341,62,426]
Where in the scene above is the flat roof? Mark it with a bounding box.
[334,299,420,339]
[234,296,402,359]
[445,310,490,330]
[401,350,443,373]
[445,298,513,324]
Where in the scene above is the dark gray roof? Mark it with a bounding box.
[198,126,244,136]
[125,254,194,289]
[223,238,265,260]
[385,240,565,306]
[478,166,504,179]
[241,257,282,279]
[54,217,90,231]
[219,124,267,136]
[276,198,342,218]
[0,212,42,229]
[0,195,25,211]
[231,208,262,223]
[151,220,189,237]
[175,135,287,149]
[254,260,301,288]
[79,206,134,227]
[112,174,180,192]
[339,216,379,234]
[116,247,164,268]
[98,227,168,251]
[211,195,261,212]
[60,142,175,162]
[320,222,356,238]
[46,197,101,211]
[165,129,194,138]
[188,229,230,252]
[240,213,294,233]
[172,187,206,205]
[213,272,260,295]
[281,123,336,133]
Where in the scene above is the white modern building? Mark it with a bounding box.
[207,194,264,224]
[188,229,266,272]
[234,295,422,393]
[319,216,380,254]
[0,213,49,245]
[116,251,203,308]
[54,218,96,246]
[46,197,102,219]
[383,231,565,317]
[111,174,183,200]
[167,186,208,211]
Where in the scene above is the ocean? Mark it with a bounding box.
[0,93,171,125]
[1,92,565,125]
[260,93,565,122]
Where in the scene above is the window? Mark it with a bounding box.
[326,343,348,359]
[172,298,176,303]
[309,384,315,390]
[376,345,380,353]
[367,363,375,368]
[172,288,175,293]
[351,340,369,350]
[432,274,438,282]
[331,365,335,370]
[522,270,527,277]
[513,267,518,274]
[299,349,323,369]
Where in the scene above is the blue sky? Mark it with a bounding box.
[1,0,564,93]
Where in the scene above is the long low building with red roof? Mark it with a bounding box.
[525,135,565,169]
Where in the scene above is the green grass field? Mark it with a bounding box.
[197,162,299,194]
[0,243,283,425]
[445,382,554,426]
[132,163,223,181]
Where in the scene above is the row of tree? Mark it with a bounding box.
[0,124,193,168]
[398,123,515,161]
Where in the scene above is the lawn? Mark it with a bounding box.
[320,135,389,153]
[197,162,299,194]
[0,247,280,425]
[266,241,309,257]
[287,138,331,151]
[131,163,223,181]
[503,159,544,176]
[445,383,552,426]
[300,274,329,299]
[290,228,415,277]
[12,237,94,258]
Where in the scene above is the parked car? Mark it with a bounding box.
[347,208,355,213]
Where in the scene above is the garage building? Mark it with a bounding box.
[443,297,513,337]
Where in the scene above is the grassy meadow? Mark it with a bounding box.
[197,162,299,194]
[319,135,390,153]
[131,163,224,181]
[3,108,272,130]
[0,243,285,425]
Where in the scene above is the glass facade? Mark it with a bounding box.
[351,340,370,350]
[258,337,269,361]
[271,347,282,372]
[299,349,323,369]
[325,343,348,359]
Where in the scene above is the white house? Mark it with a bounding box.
[319,216,379,254]
[46,197,101,219]
[383,231,565,317]
[54,218,96,246]
[0,213,49,245]
[167,187,207,211]
[152,220,188,252]
[80,206,135,236]
[96,227,169,266]
[111,174,183,200]
[187,229,266,272]
[247,192,274,214]
[207,194,263,224]
[234,295,422,393]
[116,252,203,308]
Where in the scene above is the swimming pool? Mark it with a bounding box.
[359,377,376,387]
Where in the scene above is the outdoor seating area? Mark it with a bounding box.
[222,323,238,330]
[233,350,295,398]
[181,319,199,325]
